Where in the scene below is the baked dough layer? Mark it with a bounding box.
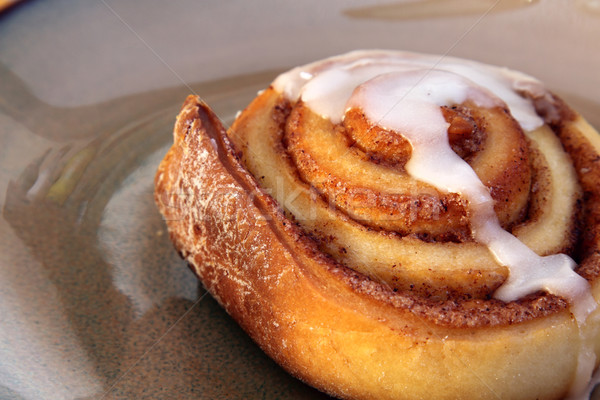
[155,95,600,400]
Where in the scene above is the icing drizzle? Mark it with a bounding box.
[273,50,597,397]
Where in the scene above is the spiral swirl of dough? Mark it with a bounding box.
[228,51,586,303]
[156,50,600,399]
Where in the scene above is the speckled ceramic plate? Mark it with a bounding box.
[1,1,599,399]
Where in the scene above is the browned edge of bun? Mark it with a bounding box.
[154,95,600,400]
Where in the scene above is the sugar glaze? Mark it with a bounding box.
[273,50,597,398]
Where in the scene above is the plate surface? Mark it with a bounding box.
[1,1,599,399]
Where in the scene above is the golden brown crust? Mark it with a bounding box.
[162,95,567,326]
[155,94,600,400]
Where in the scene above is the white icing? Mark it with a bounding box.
[273,50,598,396]
[274,49,545,130]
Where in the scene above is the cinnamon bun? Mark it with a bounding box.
[155,50,600,400]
